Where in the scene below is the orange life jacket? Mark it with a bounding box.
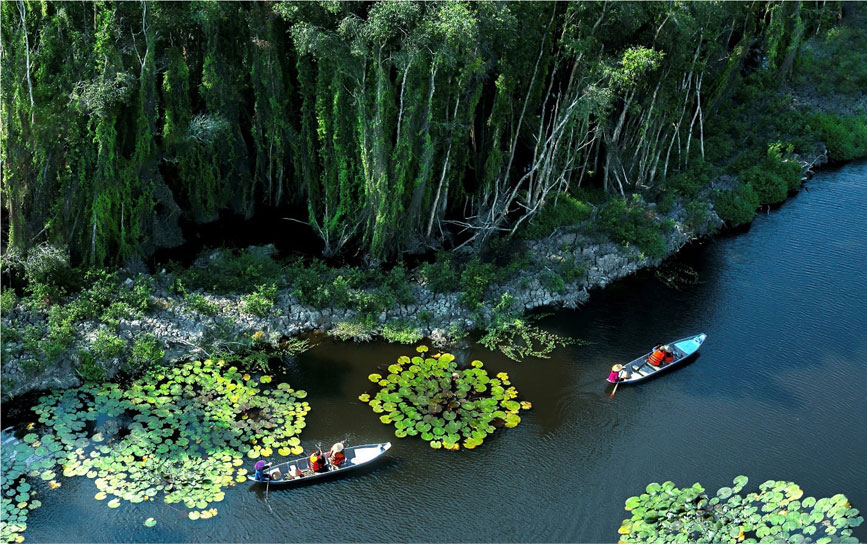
[648,349,665,366]
[309,455,323,472]
[330,452,346,466]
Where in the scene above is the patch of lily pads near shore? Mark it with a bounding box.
[1,438,45,544]
[7,359,309,532]
[360,346,530,450]
[618,475,863,543]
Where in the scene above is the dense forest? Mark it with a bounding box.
[1,1,843,265]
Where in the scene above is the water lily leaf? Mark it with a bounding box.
[107,498,121,509]
[144,518,157,527]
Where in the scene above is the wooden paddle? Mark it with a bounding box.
[610,379,620,398]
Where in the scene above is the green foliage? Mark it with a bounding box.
[128,334,165,373]
[30,360,311,525]
[331,316,378,343]
[361,348,530,450]
[91,328,126,361]
[241,284,278,317]
[0,437,40,543]
[420,252,460,294]
[810,113,867,162]
[480,294,576,361]
[460,258,497,310]
[381,320,424,345]
[520,194,592,239]
[739,143,802,205]
[619,475,863,543]
[182,249,282,294]
[795,20,867,96]
[597,196,668,258]
[540,270,566,293]
[185,292,220,316]
[715,184,760,227]
[664,161,716,200]
[0,288,17,314]
[75,351,108,383]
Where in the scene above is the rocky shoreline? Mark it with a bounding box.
[0,149,828,403]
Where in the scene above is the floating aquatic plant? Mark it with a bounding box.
[618,475,863,543]
[24,359,309,527]
[361,346,530,450]
[1,439,43,544]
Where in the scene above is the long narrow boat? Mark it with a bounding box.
[607,333,707,384]
[248,442,392,487]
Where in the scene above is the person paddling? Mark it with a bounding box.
[608,364,626,383]
[253,459,271,482]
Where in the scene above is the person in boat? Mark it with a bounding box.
[253,460,272,482]
[648,344,667,366]
[662,345,675,363]
[308,450,326,473]
[329,442,346,467]
[608,364,628,382]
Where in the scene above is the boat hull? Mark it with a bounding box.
[248,442,391,487]
[607,333,707,385]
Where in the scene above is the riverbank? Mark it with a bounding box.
[0,143,831,403]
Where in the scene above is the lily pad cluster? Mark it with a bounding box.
[360,346,530,450]
[1,436,49,544]
[26,359,309,525]
[618,475,864,543]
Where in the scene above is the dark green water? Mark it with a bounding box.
[17,160,867,542]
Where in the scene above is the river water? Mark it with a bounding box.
[18,160,867,542]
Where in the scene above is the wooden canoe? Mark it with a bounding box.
[248,442,392,487]
[607,333,707,385]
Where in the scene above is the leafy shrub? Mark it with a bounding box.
[540,270,565,293]
[185,292,220,315]
[558,256,586,283]
[22,244,77,300]
[0,288,16,314]
[739,143,802,205]
[41,305,76,360]
[419,252,459,293]
[460,258,497,309]
[382,265,415,306]
[183,249,282,293]
[714,184,760,227]
[664,160,716,199]
[241,283,278,317]
[92,328,126,361]
[331,316,378,342]
[129,334,165,372]
[520,193,592,239]
[810,113,867,161]
[381,320,424,344]
[597,196,668,258]
[75,350,108,382]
